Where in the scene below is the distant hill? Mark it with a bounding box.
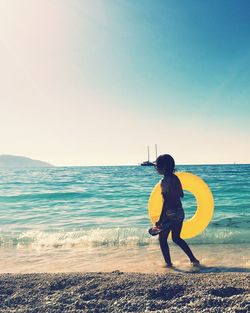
[0,155,54,168]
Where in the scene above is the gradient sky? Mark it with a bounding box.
[0,0,249,166]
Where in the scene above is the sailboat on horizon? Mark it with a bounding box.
[140,145,158,166]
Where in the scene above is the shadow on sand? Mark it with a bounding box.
[170,265,250,274]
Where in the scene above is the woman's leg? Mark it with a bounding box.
[171,220,198,262]
[158,226,172,264]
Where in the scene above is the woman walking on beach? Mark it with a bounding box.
[154,154,200,267]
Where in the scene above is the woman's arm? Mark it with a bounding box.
[155,179,169,226]
[173,175,184,198]
[156,201,165,226]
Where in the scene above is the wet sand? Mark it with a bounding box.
[1,243,250,274]
[0,271,249,312]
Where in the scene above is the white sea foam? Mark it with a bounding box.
[0,226,248,250]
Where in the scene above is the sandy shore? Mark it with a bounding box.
[0,271,249,313]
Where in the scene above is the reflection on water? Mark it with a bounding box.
[1,243,249,274]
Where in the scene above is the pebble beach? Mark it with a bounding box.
[0,271,249,313]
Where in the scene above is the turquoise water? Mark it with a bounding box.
[0,164,249,272]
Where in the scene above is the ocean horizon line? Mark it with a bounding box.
[3,162,248,168]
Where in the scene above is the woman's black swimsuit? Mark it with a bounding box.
[157,174,197,264]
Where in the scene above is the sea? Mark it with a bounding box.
[0,164,249,273]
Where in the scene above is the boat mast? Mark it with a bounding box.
[147,146,150,162]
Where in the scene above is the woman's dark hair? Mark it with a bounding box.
[155,154,175,175]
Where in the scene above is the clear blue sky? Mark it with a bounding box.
[0,0,249,165]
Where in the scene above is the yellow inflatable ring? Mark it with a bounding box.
[148,172,214,239]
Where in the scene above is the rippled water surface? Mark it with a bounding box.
[0,164,249,272]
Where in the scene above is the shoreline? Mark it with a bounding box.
[1,243,249,274]
[0,271,249,312]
